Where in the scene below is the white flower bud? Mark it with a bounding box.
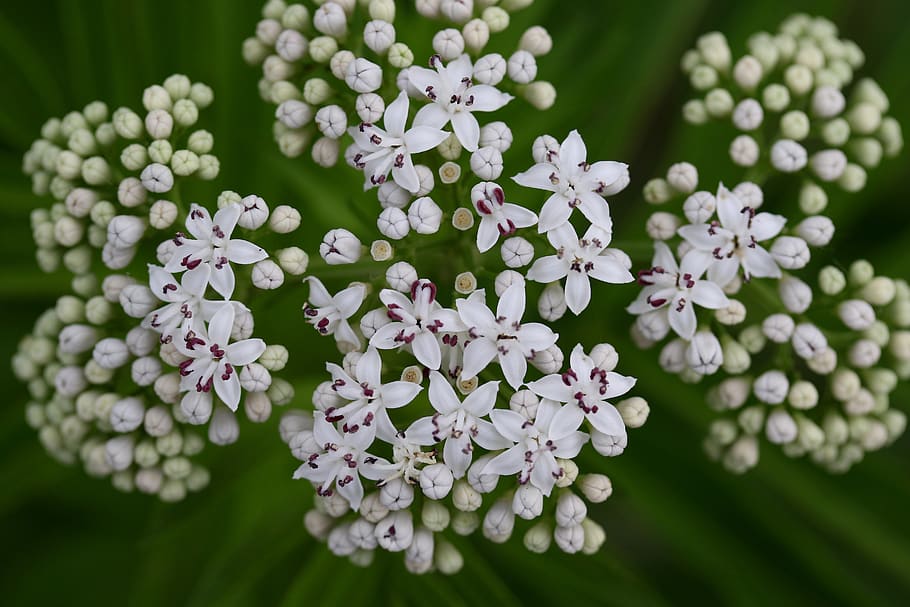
[779,275,812,314]
[145,109,173,140]
[64,188,97,218]
[117,177,147,208]
[493,270,524,297]
[314,105,347,139]
[645,212,680,241]
[837,299,875,331]
[147,199,178,230]
[780,110,810,141]
[553,523,584,554]
[473,52,506,86]
[528,344,562,375]
[664,162,697,194]
[811,85,845,119]
[232,195,269,230]
[140,163,174,194]
[92,337,130,370]
[407,196,443,234]
[110,397,144,432]
[686,331,723,375]
[753,370,789,404]
[848,339,881,369]
[313,2,346,37]
[729,135,760,167]
[119,284,157,318]
[378,477,414,512]
[441,0,473,23]
[432,28,465,60]
[208,408,239,446]
[416,462,453,500]
[469,146,503,180]
[508,390,539,421]
[462,18,490,52]
[500,236,534,268]
[375,511,414,552]
[377,181,411,208]
[482,499,515,544]
[760,313,794,343]
[537,282,567,322]
[276,100,312,129]
[785,380,819,411]
[705,88,734,118]
[732,54,763,90]
[770,139,808,172]
[770,236,810,270]
[806,149,848,183]
[642,178,672,204]
[375,207,410,241]
[275,28,307,61]
[345,58,383,94]
[104,436,134,471]
[311,136,339,167]
[531,134,559,164]
[732,99,764,131]
[506,50,537,84]
[807,348,838,376]
[386,261,418,292]
[320,228,361,264]
[54,365,86,397]
[451,479,482,512]
[680,191,715,224]
[765,409,798,444]
[251,259,284,290]
[106,215,145,249]
[792,323,828,360]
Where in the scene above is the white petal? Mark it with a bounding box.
[461,338,498,379]
[209,263,236,299]
[384,91,409,136]
[548,403,585,440]
[707,257,740,287]
[527,375,571,402]
[185,205,212,239]
[502,203,538,229]
[677,224,720,251]
[412,330,442,369]
[526,256,567,283]
[226,239,268,265]
[305,276,333,307]
[403,125,450,154]
[391,153,419,193]
[403,416,439,446]
[586,402,626,436]
[213,204,242,238]
[473,419,512,451]
[334,320,362,351]
[482,445,524,477]
[413,102,449,129]
[604,372,637,399]
[512,163,557,192]
[559,130,587,169]
[182,263,212,297]
[457,298,496,332]
[537,193,572,233]
[576,191,613,231]
[379,380,423,409]
[465,84,513,112]
[652,242,679,272]
[476,217,500,253]
[564,271,591,315]
[668,293,697,340]
[751,212,787,241]
[499,347,528,389]
[743,246,782,280]
[225,338,266,366]
[451,111,480,152]
[335,284,367,318]
[489,410,528,443]
[444,435,473,479]
[516,322,557,353]
[691,280,730,309]
[497,282,526,322]
[428,370,461,414]
[356,347,383,387]
[215,371,241,411]
[337,474,363,511]
[208,302,235,345]
[589,258,633,284]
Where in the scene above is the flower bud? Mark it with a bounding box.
[320,228,361,264]
[766,409,798,444]
[407,196,443,234]
[419,463,455,500]
[208,408,239,446]
[530,344,564,375]
[375,511,413,552]
[473,52,506,86]
[500,236,534,268]
[553,523,584,554]
[452,479,482,512]
[792,323,828,360]
[779,275,812,314]
[386,261,418,291]
[110,397,144,432]
[537,283,567,321]
[686,331,723,375]
[770,139,807,172]
[617,396,649,428]
[482,499,515,543]
[345,58,382,93]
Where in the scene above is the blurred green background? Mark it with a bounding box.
[2,0,909,605]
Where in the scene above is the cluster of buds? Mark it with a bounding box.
[247,1,647,572]
[243,0,556,168]
[13,78,301,498]
[630,160,907,473]
[675,13,902,197]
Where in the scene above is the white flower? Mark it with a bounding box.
[526,344,634,438]
[349,92,449,193]
[142,263,220,340]
[678,184,785,286]
[409,54,513,152]
[471,181,537,253]
[512,130,629,233]
[303,277,366,351]
[293,415,389,511]
[175,302,266,421]
[165,203,268,298]
[403,371,511,478]
[484,398,588,496]
[371,279,465,369]
[457,283,557,389]
[323,347,423,441]
[526,222,633,314]
[627,242,729,340]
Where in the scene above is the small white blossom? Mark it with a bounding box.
[303,277,366,351]
[513,130,629,233]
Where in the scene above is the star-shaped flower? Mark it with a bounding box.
[677,184,786,286]
[403,371,511,478]
[303,277,366,352]
[370,279,465,370]
[292,414,389,511]
[512,130,629,233]
[409,54,513,152]
[457,283,557,389]
[324,347,423,442]
[164,203,268,298]
[174,302,266,422]
[526,344,635,438]
[471,181,538,253]
[526,222,633,314]
[349,91,450,193]
[627,242,730,340]
[142,263,222,341]
[483,398,589,496]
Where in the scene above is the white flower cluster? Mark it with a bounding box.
[676,13,902,198]
[287,130,641,573]
[244,0,557,169]
[14,78,299,499]
[247,3,645,568]
[629,162,908,474]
